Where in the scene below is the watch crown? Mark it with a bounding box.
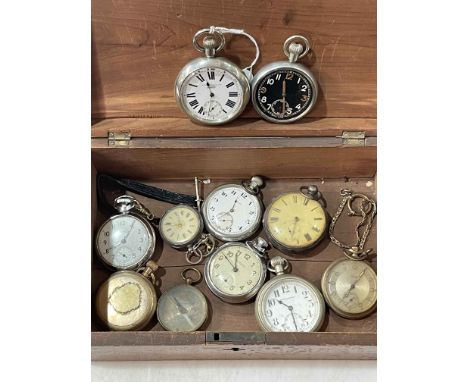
[203,36,219,58]
[301,185,322,201]
[268,256,289,275]
[248,237,268,253]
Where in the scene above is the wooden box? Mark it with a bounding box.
[91,0,376,360]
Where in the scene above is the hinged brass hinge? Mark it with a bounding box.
[339,131,366,146]
[108,131,131,147]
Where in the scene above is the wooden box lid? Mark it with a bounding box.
[92,0,376,138]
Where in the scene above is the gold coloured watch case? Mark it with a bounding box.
[263,185,328,254]
[321,258,377,319]
[95,261,159,331]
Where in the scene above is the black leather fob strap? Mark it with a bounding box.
[96,173,197,215]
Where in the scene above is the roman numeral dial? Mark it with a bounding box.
[265,191,327,251]
[179,66,246,124]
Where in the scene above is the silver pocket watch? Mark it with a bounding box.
[202,176,264,242]
[95,195,156,270]
[175,29,251,125]
[157,268,208,332]
[255,256,325,332]
[204,237,269,303]
[251,35,319,123]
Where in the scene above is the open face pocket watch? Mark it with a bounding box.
[175,28,250,125]
[251,35,319,123]
[202,176,264,242]
[95,261,159,331]
[157,268,208,332]
[95,195,156,270]
[321,190,377,319]
[263,185,328,253]
[255,256,325,332]
[204,237,269,303]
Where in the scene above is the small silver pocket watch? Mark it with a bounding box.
[255,256,325,332]
[95,195,156,270]
[157,268,208,332]
[321,190,377,319]
[204,237,269,303]
[251,35,319,123]
[159,178,216,264]
[202,176,264,242]
[175,29,250,125]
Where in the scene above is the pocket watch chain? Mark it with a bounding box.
[329,189,377,260]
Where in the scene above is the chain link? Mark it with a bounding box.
[328,189,377,260]
[185,234,216,264]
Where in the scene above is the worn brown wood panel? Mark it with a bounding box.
[91,117,377,138]
[92,0,376,119]
[91,145,377,179]
[91,332,376,360]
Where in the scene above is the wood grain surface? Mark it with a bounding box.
[91,117,377,138]
[92,0,376,119]
[91,144,377,180]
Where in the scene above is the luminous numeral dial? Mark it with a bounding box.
[265,192,326,250]
[257,277,324,332]
[207,245,263,297]
[181,67,242,122]
[160,206,202,247]
[204,185,262,241]
[96,215,153,269]
[322,259,377,318]
[255,69,313,121]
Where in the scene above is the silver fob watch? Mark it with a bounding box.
[175,29,250,125]
[202,176,264,242]
[95,195,156,271]
[255,256,325,332]
[204,237,269,303]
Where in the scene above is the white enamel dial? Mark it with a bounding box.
[203,184,262,241]
[180,67,243,123]
[205,243,265,302]
[257,276,325,332]
[159,205,202,247]
[96,215,154,270]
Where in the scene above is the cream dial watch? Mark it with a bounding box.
[264,185,327,253]
[204,237,268,303]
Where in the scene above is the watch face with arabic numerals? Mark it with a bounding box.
[255,275,325,332]
[202,184,263,242]
[205,243,267,303]
[95,214,155,270]
[251,62,318,124]
[321,258,377,319]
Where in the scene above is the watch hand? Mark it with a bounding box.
[122,220,136,242]
[282,80,286,115]
[225,256,237,272]
[171,296,188,314]
[290,216,300,238]
[290,311,298,331]
[343,269,367,298]
[233,252,239,272]
[229,197,239,213]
